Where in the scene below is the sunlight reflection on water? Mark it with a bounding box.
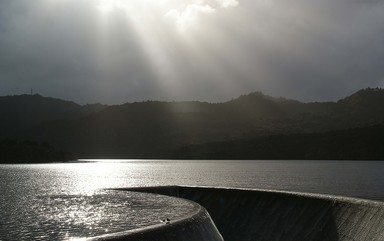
[1,188,196,240]
[1,160,384,240]
[0,161,198,240]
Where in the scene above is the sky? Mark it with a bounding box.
[0,0,383,104]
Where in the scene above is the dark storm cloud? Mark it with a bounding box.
[0,0,383,103]
[230,0,384,101]
[0,0,160,103]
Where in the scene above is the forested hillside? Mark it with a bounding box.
[1,88,383,159]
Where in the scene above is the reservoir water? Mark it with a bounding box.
[1,160,384,240]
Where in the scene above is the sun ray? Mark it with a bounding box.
[89,0,241,100]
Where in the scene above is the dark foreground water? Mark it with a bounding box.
[1,160,384,240]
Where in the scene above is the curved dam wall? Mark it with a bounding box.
[120,186,384,241]
[87,199,223,241]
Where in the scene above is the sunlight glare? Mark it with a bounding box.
[91,0,240,100]
[93,0,238,32]
[64,162,131,195]
[165,4,216,33]
[95,3,114,15]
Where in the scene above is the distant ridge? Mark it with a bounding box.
[0,94,106,137]
[1,88,384,159]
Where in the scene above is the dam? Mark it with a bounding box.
[88,186,384,241]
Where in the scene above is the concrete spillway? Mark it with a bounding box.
[87,195,223,241]
[113,186,384,241]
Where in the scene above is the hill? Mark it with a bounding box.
[0,94,106,138]
[1,88,384,159]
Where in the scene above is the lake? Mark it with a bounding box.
[1,160,384,240]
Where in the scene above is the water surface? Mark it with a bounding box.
[1,160,384,240]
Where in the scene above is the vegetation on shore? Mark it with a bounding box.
[0,139,74,164]
[1,88,384,160]
[173,125,384,160]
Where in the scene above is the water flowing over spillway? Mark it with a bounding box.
[102,186,384,241]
